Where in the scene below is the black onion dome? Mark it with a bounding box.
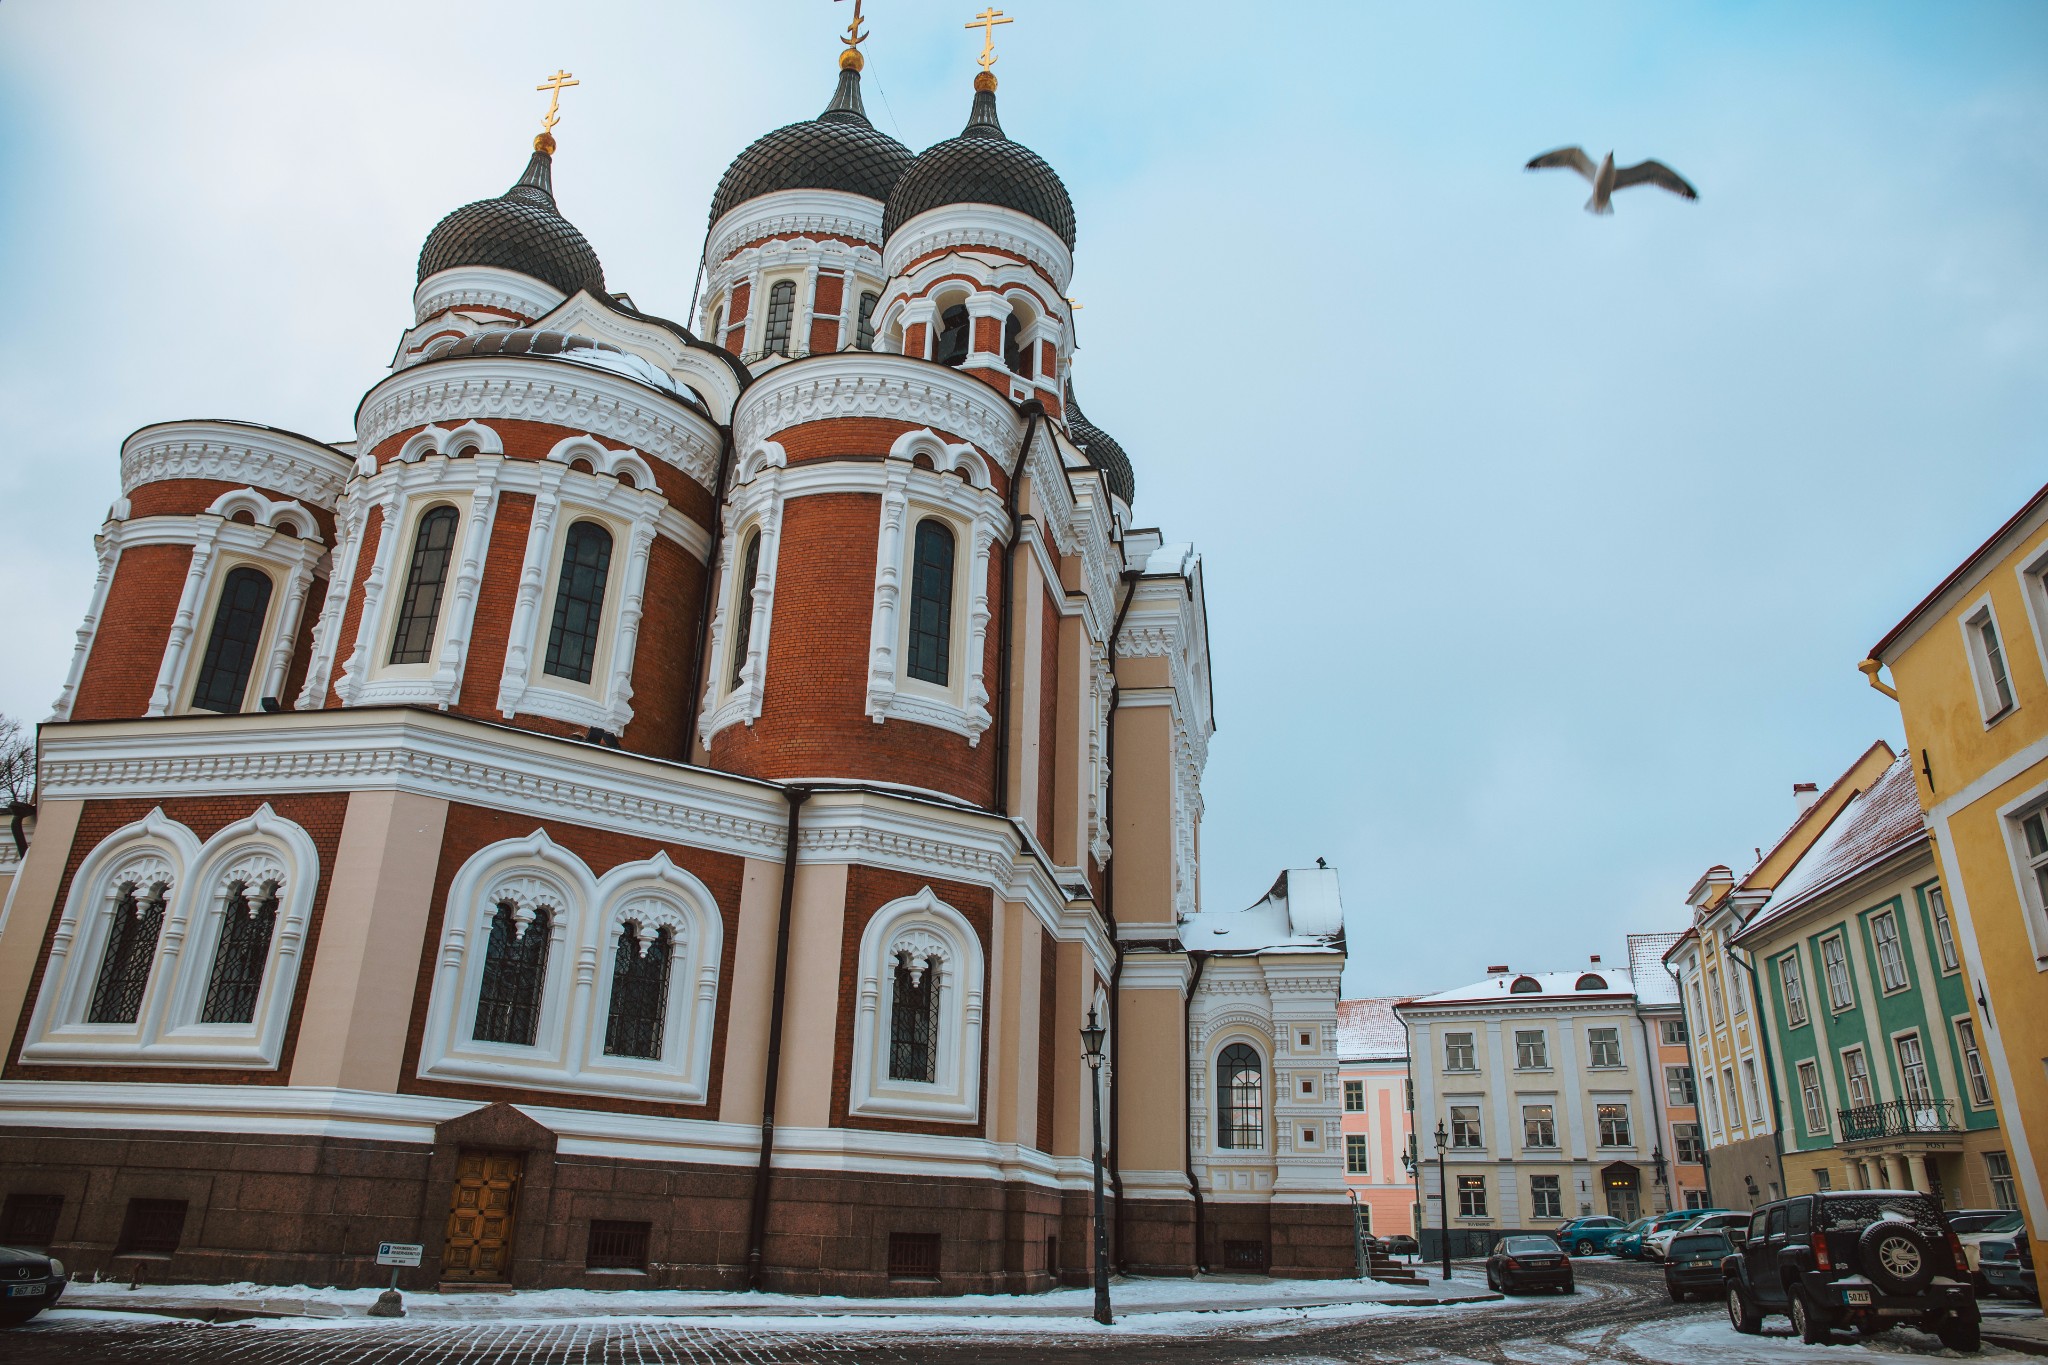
[883,80,1076,249]
[707,66,914,227]
[1064,382,1133,506]
[417,142,606,298]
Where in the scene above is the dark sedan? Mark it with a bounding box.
[0,1245,67,1326]
[1663,1228,1733,1301]
[1486,1234,1575,1294]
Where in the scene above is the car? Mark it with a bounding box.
[1664,1228,1735,1301]
[1380,1234,1420,1258]
[1607,1216,1654,1260]
[0,1245,68,1326]
[1621,1209,1706,1260]
[1977,1231,2037,1302]
[1944,1210,2018,1235]
[1555,1216,1629,1256]
[1485,1234,1575,1294]
[1645,1210,1744,1261]
[1956,1211,2026,1292]
[1722,1189,1980,1350]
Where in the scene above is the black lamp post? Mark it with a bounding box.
[1651,1145,1668,1211]
[1434,1118,1451,1282]
[1081,1008,1112,1326]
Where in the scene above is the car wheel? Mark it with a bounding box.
[0,1304,47,1326]
[1486,1268,1499,1291]
[1727,1283,1764,1335]
[1935,1312,1982,1353]
[1790,1287,1833,1345]
[1561,1278,1575,1294]
[1575,1238,1595,1256]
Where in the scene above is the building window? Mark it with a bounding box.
[1702,1073,1721,1134]
[1707,967,1727,1026]
[1444,1032,1476,1071]
[1780,953,1809,1026]
[888,952,942,1083]
[473,901,553,1046]
[1343,1079,1364,1111]
[1927,885,1958,971]
[1815,1168,1833,1191]
[116,1198,188,1257]
[1457,1175,1487,1218]
[1530,1174,1562,1220]
[1742,1060,1763,1117]
[1870,910,1909,992]
[602,922,673,1061]
[906,519,955,686]
[1002,312,1032,377]
[887,1231,942,1280]
[1895,1033,1935,1110]
[1689,982,1708,1036]
[728,529,762,690]
[1514,1029,1548,1069]
[1217,1043,1265,1150]
[856,291,879,350]
[1724,1066,1743,1125]
[1450,1104,1483,1148]
[586,1219,650,1271]
[1587,1027,1621,1068]
[1966,606,2017,719]
[1957,1019,1993,1107]
[1821,934,1854,1010]
[762,280,796,356]
[1673,1123,1704,1163]
[1732,969,1747,1014]
[85,879,171,1025]
[389,505,459,665]
[1685,1189,1711,1210]
[198,873,280,1025]
[1842,1046,1873,1108]
[1797,1059,1828,1134]
[1986,1151,2019,1210]
[0,1193,62,1248]
[190,566,273,713]
[1661,1018,1688,1045]
[934,304,971,367]
[1666,1065,1696,1107]
[1598,1102,1631,1147]
[543,520,613,685]
[2020,807,2048,920]
[1522,1104,1556,1149]
[1346,1133,1370,1174]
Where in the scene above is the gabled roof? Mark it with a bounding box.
[1736,740,1896,894]
[1338,997,1409,1062]
[1735,754,1929,943]
[1872,479,2048,662]
[1399,968,1635,1008]
[1627,933,1683,1005]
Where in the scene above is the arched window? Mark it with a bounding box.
[389,505,459,664]
[934,305,971,367]
[1510,975,1543,994]
[907,519,955,686]
[888,950,942,1083]
[543,520,614,684]
[1576,973,1608,991]
[473,902,553,1046]
[199,874,280,1024]
[856,291,879,350]
[191,566,274,714]
[1217,1043,1265,1150]
[86,879,171,1025]
[710,305,725,349]
[1003,313,1032,377]
[729,529,762,690]
[603,922,673,1060]
[763,280,797,356]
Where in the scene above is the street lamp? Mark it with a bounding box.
[1434,1118,1452,1283]
[1651,1145,1668,1211]
[1081,1008,1112,1326]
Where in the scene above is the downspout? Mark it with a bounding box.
[1183,951,1210,1274]
[744,784,812,1291]
[990,401,1046,815]
[683,422,737,756]
[8,802,31,858]
[1666,959,1714,1206]
[1100,567,1142,1267]
[1399,1009,1424,1250]
[1634,1010,1671,1212]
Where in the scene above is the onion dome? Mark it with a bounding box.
[1064,381,1133,506]
[417,136,606,299]
[707,60,915,227]
[883,74,1076,249]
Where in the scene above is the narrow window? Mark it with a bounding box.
[190,566,273,713]
[1002,313,1032,377]
[1522,1104,1555,1148]
[1598,1103,1631,1146]
[1343,1079,1364,1111]
[1842,1047,1872,1108]
[1457,1175,1487,1218]
[1706,967,1727,1025]
[906,519,955,686]
[1530,1174,1562,1219]
[1216,1043,1264,1150]
[1957,1019,1992,1106]
[888,952,941,1083]
[473,902,552,1046]
[1871,910,1909,992]
[1780,952,1809,1026]
[86,881,169,1025]
[856,291,879,350]
[2020,809,2048,919]
[1986,1151,2019,1209]
[389,505,459,665]
[603,922,673,1060]
[934,304,971,367]
[1821,934,1854,1009]
[543,520,613,684]
[728,530,761,691]
[1895,1033,1935,1110]
[1798,1059,1827,1133]
[1972,611,2016,715]
[710,305,725,349]
[1928,885,1958,971]
[1450,1104,1482,1148]
[199,876,280,1024]
[762,280,796,356]
[1742,1059,1762,1114]
[1345,1133,1369,1174]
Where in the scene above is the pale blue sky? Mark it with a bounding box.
[2,3,2044,997]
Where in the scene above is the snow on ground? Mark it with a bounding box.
[1604,1316,2031,1363]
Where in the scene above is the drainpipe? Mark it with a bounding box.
[683,422,737,757]
[1183,951,1210,1274]
[1665,960,1714,1208]
[990,401,1046,815]
[1857,658,1900,701]
[1100,568,1142,1268]
[1634,1011,1671,1213]
[744,784,812,1291]
[1398,1009,1424,1253]
[8,801,32,858]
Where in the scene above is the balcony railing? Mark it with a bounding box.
[1838,1098,1960,1143]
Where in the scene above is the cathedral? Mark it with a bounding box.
[0,21,1349,1294]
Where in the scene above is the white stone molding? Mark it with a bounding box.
[697,442,788,748]
[882,202,1074,294]
[392,421,506,469]
[732,351,1023,462]
[146,522,222,717]
[413,266,566,326]
[848,887,986,1123]
[529,294,745,426]
[50,520,127,721]
[542,434,657,490]
[22,804,319,1069]
[121,421,353,510]
[295,491,372,709]
[706,189,885,274]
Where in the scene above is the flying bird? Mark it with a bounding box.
[1525,147,1698,215]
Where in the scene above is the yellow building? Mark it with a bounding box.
[1866,480,2048,1235]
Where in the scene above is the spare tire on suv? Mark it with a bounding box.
[1857,1219,1935,1295]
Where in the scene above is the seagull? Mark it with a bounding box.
[1526,147,1698,215]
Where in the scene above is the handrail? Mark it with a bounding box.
[1837,1097,1959,1142]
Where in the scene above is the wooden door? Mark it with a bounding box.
[442,1150,523,1281]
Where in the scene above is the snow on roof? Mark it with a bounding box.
[1144,541,1197,577]
[1338,997,1409,1062]
[1627,933,1683,1005]
[1738,754,1927,940]
[1401,967,1636,1008]
[1184,866,1344,955]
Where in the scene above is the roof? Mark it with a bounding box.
[1736,740,1896,894]
[417,144,605,299]
[1184,866,1344,955]
[883,81,1076,249]
[1063,381,1134,506]
[1872,478,2048,662]
[1400,968,1636,1009]
[1627,933,1683,1005]
[1338,997,1409,1062]
[708,65,915,229]
[1735,754,1929,942]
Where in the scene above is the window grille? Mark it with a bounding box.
[585,1219,651,1270]
[1871,910,1909,992]
[1587,1027,1621,1068]
[729,530,761,690]
[887,1231,941,1279]
[473,902,552,1046]
[1220,1239,1267,1271]
[1216,1043,1264,1150]
[856,291,879,350]
[1780,952,1809,1026]
[906,519,955,686]
[199,877,280,1024]
[116,1198,188,1257]
[1343,1079,1364,1111]
[1450,1104,1482,1148]
[1530,1175,1562,1219]
[1522,1104,1555,1148]
[1597,1103,1631,1146]
[191,566,273,713]
[1345,1133,1369,1174]
[0,1193,63,1247]
[1958,1019,1992,1107]
[763,280,796,356]
[389,506,459,664]
[603,923,672,1060]
[888,954,941,1083]
[1514,1029,1547,1069]
[1457,1175,1487,1218]
[544,521,613,684]
[934,305,970,367]
[1928,885,1958,970]
[1002,313,1031,377]
[86,881,169,1024]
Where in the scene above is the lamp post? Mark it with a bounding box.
[1434,1119,1451,1282]
[1081,1008,1112,1326]
[1402,1134,1418,1264]
[1651,1146,1668,1213]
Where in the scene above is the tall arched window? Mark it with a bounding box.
[86,880,170,1025]
[603,922,673,1060]
[907,519,955,686]
[543,520,614,684]
[191,566,274,713]
[729,529,762,690]
[389,505,459,664]
[473,902,553,1046]
[710,305,725,349]
[856,291,879,350]
[934,305,971,367]
[1217,1043,1265,1150]
[200,876,280,1024]
[763,280,797,356]
[888,950,942,1082]
[1002,313,1032,377]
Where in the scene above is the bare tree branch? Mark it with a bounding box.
[0,713,36,809]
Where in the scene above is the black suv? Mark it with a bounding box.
[1722,1190,1979,1350]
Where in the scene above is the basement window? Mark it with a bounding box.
[116,1198,188,1258]
[585,1219,651,1272]
[888,1231,941,1280]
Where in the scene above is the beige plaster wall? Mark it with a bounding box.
[776,861,849,1129]
[0,798,84,1042]
[1111,704,1175,927]
[716,855,791,1126]
[1117,984,1189,1171]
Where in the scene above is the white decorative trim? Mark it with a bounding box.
[50,521,127,721]
[732,352,1023,462]
[121,422,353,509]
[848,887,985,1123]
[707,189,885,272]
[882,202,1074,293]
[697,443,789,748]
[413,266,567,325]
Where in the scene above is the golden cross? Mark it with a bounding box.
[965,7,1012,73]
[837,0,869,51]
[535,69,579,134]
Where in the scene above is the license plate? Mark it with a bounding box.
[5,1283,45,1297]
[1843,1290,1872,1305]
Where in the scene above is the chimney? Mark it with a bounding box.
[1589,954,1601,965]
[1485,965,1511,976]
[1793,782,1820,814]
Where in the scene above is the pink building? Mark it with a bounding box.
[1338,998,1416,1237]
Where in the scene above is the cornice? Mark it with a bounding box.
[707,188,885,269]
[883,203,1073,293]
[122,421,354,509]
[413,266,565,324]
[732,352,1023,458]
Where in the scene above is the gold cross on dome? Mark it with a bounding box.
[965,7,1012,72]
[535,69,579,134]
[838,0,869,52]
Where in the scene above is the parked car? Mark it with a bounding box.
[1608,1217,1654,1260]
[1664,1228,1735,1301]
[1485,1234,1575,1294]
[1555,1216,1629,1256]
[1621,1209,1707,1260]
[1977,1230,2037,1302]
[0,1245,67,1326]
[1380,1234,1420,1258]
[1944,1209,2019,1234]
[1956,1211,2026,1292]
[1646,1210,1744,1261]
[1722,1189,1980,1350]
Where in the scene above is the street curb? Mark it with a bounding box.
[1985,1332,2048,1358]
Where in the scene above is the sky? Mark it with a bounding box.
[2,2,2045,1000]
